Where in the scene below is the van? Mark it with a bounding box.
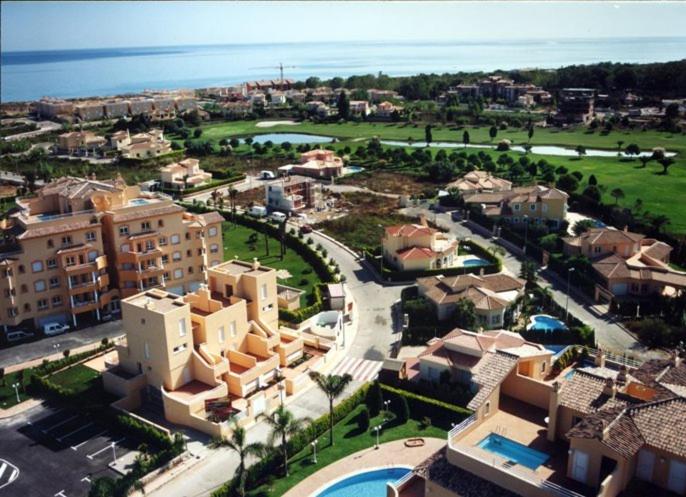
[5,330,35,343]
[270,212,287,223]
[260,171,276,180]
[249,205,268,218]
[43,322,70,336]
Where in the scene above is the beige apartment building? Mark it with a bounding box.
[0,175,223,331]
[104,259,322,438]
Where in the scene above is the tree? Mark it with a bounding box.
[462,130,470,148]
[424,124,433,145]
[366,380,384,417]
[616,140,624,155]
[625,143,640,158]
[573,219,595,235]
[659,157,675,175]
[308,372,353,446]
[266,406,309,477]
[665,102,680,122]
[358,405,370,431]
[219,424,264,497]
[588,174,598,186]
[0,367,4,386]
[528,126,534,142]
[488,126,498,142]
[88,477,117,497]
[244,136,253,146]
[519,260,538,287]
[452,299,477,329]
[397,396,410,423]
[639,156,651,168]
[575,145,586,159]
[650,214,670,234]
[610,188,625,205]
[229,137,240,149]
[337,91,350,120]
[193,128,203,138]
[556,174,579,193]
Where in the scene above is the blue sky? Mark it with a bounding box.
[3,1,686,52]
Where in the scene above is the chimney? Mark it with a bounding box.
[623,225,628,233]
[252,258,260,270]
[602,377,616,398]
[418,214,428,227]
[547,381,561,442]
[479,267,485,276]
[595,348,606,368]
[616,365,628,386]
[143,297,155,310]
[673,349,682,368]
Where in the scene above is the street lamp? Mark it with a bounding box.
[111,441,118,464]
[565,267,575,321]
[12,382,20,403]
[373,425,382,449]
[311,439,318,464]
[383,400,391,417]
[523,215,529,254]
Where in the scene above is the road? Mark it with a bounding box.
[3,119,62,141]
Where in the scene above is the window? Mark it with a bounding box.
[88,250,98,262]
[170,234,181,245]
[157,219,164,227]
[218,326,225,343]
[491,314,500,325]
[186,250,192,257]
[188,267,194,274]
[173,343,187,354]
[260,284,267,300]
[174,268,183,279]
[172,251,182,262]
[119,225,129,236]
[159,236,168,246]
[65,256,76,266]
[8,308,18,318]
[141,221,151,232]
[20,284,27,293]
[52,296,62,307]
[23,303,31,312]
[145,240,155,252]
[513,203,521,211]
[141,318,146,325]
[163,271,170,281]
[541,362,547,373]
[32,261,44,273]
[185,233,191,241]
[196,232,202,239]
[530,203,536,211]
[61,235,73,246]
[49,277,60,288]
[513,217,519,224]
[197,248,203,256]
[594,246,602,254]
[34,280,46,292]
[210,244,219,254]
[86,231,96,242]
[162,255,169,264]
[230,321,237,338]
[178,318,187,336]
[47,239,54,249]
[144,342,150,359]
[542,204,548,212]
[485,401,491,416]
[47,258,57,269]
[208,226,218,237]
[120,243,130,253]
[18,265,25,274]
[37,299,48,310]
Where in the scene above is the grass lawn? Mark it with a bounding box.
[49,364,101,395]
[318,213,417,253]
[222,222,322,305]
[246,404,446,497]
[0,370,33,409]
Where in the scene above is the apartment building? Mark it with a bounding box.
[75,102,106,122]
[554,88,596,124]
[391,348,686,497]
[279,149,344,179]
[159,159,212,191]
[464,184,569,229]
[104,259,316,438]
[367,88,400,103]
[0,175,223,331]
[35,98,74,119]
[374,101,403,119]
[382,217,459,272]
[563,227,686,302]
[265,176,319,212]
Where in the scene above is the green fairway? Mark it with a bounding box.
[222,222,323,305]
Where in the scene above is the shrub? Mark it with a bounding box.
[365,381,384,417]
[358,405,370,431]
[306,238,314,245]
[398,396,410,423]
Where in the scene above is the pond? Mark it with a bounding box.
[244,133,335,145]
[379,140,677,158]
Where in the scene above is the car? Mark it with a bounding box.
[259,170,276,180]
[42,322,70,336]
[248,205,268,218]
[5,330,35,343]
[269,212,287,223]
[299,224,313,234]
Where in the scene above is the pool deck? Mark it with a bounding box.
[282,437,445,497]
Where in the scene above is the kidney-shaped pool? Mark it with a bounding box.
[313,467,411,497]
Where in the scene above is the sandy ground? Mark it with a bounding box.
[255,120,300,128]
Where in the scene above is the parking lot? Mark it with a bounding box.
[0,404,140,496]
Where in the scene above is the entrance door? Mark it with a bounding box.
[572,450,589,483]
[668,460,686,494]
[636,450,655,481]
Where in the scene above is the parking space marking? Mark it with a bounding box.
[55,490,67,497]
[56,422,95,442]
[81,476,91,483]
[42,414,80,434]
[87,438,125,460]
[0,459,20,490]
[71,430,108,451]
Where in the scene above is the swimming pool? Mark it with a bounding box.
[478,433,549,470]
[128,198,149,206]
[247,133,334,145]
[314,467,411,497]
[462,257,490,267]
[527,314,568,332]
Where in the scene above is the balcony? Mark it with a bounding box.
[117,248,163,265]
[119,265,164,282]
[62,261,98,275]
[99,288,119,306]
[68,280,97,296]
[70,300,99,314]
[277,332,305,367]
[226,349,280,397]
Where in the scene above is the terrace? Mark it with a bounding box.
[448,396,594,497]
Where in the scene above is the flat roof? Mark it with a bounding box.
[126,289,187,313]
[211,259,273,276]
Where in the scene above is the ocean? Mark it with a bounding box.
[1,37,685,102]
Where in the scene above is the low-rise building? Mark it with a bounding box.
[159,159,212,191]
[367,89,399,103]
[417,273,525,325]
[104,100,131,119]
[268,91,287,106]
[374,101,402,118]
[221,101,253,118]
[265,176,319,213]
[75,102,106,122]
[104,259,321,438]
[464,184,569,229]
[120,129,172,159]
[448,171,512,195]
[554,88,596,124]
[56,130,107,155]
[278,149,343,179]
[349,100,371,116]
[563,227,686,303]
[382,217,459,272]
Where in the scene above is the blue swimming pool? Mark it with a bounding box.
[478,433,549,470]
[527,314,568,332]
[462,257,490,267]
[315,467,411,497]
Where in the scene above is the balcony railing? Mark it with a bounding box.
[447,414,476,447]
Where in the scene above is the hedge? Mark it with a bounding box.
[34,341,113,376]
[278,283,326,324]
[379,384,472,430]
[113,414,173,450]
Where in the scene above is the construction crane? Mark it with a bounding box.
[272,62,296,88]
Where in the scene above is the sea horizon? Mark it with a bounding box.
[2,36,685,103]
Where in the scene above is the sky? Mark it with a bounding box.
[2,1,686,52]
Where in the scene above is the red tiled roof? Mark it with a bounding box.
[385,224,436,238]
[397,246,437,260]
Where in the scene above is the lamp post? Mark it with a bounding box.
[523,215,529,254]
[383,400,391,418]
[565,267,575,321]
[311,439,318,464]
[12,382,20,403]
[111,441,118,464]
[374,425,382,449]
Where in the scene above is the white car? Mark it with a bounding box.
[270,212,287,223]
[42,322,70,336]
[5,330,35,343]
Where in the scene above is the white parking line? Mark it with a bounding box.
[0,459,20,490]
[71,430,108,451]
[81,476,91,483]
[56,422,95,442]
[55,490,67,497]
[87,438,125,460]
[42,414,79,434]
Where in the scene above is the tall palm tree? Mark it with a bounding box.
[219,425,264,497]
[309,372,353,446]
[266,406,309,477]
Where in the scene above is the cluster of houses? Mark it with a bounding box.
[441,75,553,108]
[56,128,173,160]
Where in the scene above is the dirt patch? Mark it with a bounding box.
[338,171,431,196]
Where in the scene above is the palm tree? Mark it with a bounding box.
[309,372,353,446]
[266,406,309,477]
[218,425,264,497]
[610,188,625,205]
[616,140,624,156]
[659,158,675,175]
[229,188,238,222]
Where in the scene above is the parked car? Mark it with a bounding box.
[5,330,35,343]
[248,205,268,218]
[270,212,287,223]
[299,224,314,234]
[42,322,70,336]
[259,170,276,180]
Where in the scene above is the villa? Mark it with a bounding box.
[56,130,107,156]
[116,129,172,159]
[278,149,344,179]
[349,100,371,116]
[393,348,686,497]
[265,176,320,213]
[374,101,403,118]
[416,272,525,325]
[103,259,329,438]
[382,217,459,272]
[463,184,569,229]
[159,158,213,191]
[448,170,513,195]
[563,227,686,303]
